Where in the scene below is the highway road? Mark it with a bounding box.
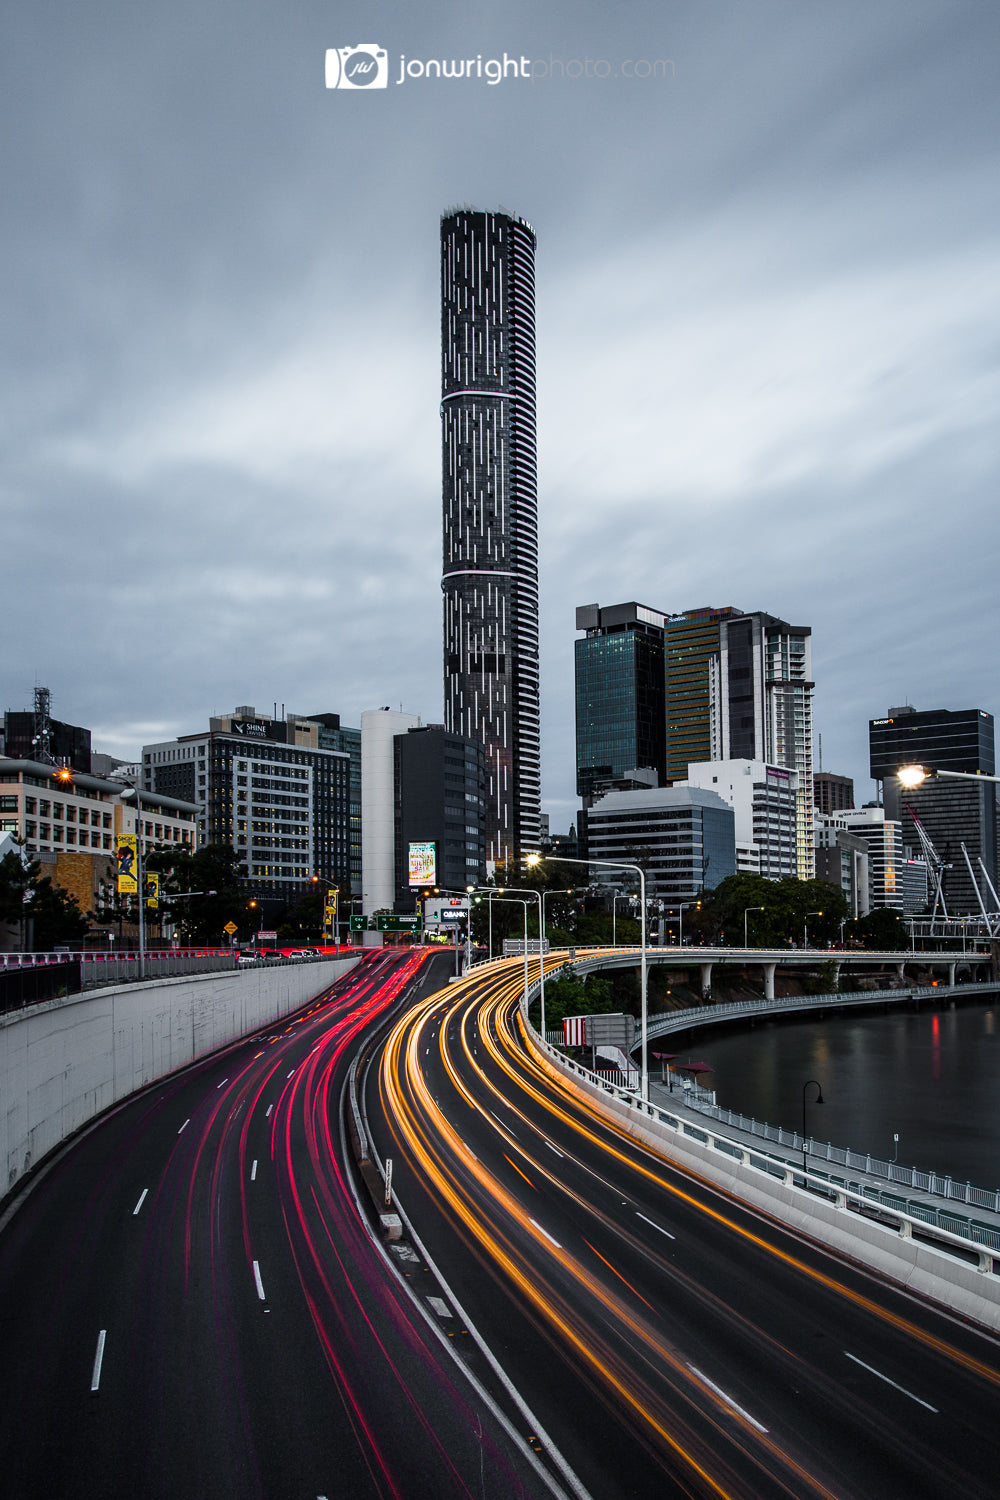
[366,955,1000,1500]
[0,949,568,1500]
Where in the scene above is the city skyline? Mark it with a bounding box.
[3,3,998,832]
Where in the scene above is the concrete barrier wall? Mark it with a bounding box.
[535,1046,1000,1332]
[1,957,361,1198]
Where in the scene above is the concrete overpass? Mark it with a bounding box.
[556,943,995,1000]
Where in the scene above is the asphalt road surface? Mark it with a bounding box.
[365,954,1000,1500]
[0,949,568,1500]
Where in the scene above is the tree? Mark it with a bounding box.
[0,849,35,945]
[846,908,908,951]
[149,843,249,943]
[276,883,327,943]
[530,965,615,1030]
[0,846,90,950]
[700,874,848,947]
[29,878,90,950]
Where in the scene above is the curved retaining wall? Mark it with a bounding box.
[1,957,361,1200]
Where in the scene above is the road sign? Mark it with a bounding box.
[223,921,238,936]
[376,914,423,932]
[349,915,372,932]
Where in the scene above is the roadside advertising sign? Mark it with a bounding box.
[115,835,138,895]
[408,840,437,887]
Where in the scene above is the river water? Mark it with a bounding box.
[666,1000,1000,1190]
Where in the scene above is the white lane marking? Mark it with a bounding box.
[132,1188,148,1217]
[177,1118,189,1135]
[251,1160,257,1181]
[287,1069,296,1079]
[687,1364,768,1433]
[265,1104,273,1117]
[91,1330,107,1392]
[216,1077,229,1089]
[427,1296,453,1317]
[529,1218,562,1250]
[637,1212,675,1240]
[545,1142,564,1157]
[253,1260,266,1301]
[844,1352,938,1412]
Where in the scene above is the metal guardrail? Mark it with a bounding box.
[518,971,998,1274]
[680,1096,1000,1214]
[550,1046,1000,1269]
[81,954,238,985]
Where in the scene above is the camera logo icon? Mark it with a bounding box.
[325,45,389,90]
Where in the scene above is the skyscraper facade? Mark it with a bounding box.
[663,607,743,782]
[441,208,540,867]
[575,602,667,801]
[871,706,996,913]
[709,613,815,879]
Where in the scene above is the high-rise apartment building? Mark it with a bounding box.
[709,613,815,879]
[441,208,540,868]
[835,808,928,914]
[575,602,667,801]
[685,759,799,880]
[143,707,354,905]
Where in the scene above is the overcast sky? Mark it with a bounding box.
[3,1,997,829]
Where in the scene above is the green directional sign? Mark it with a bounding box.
[349,914,423,933]
[376,914,423,933]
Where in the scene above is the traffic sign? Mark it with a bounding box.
[223,921,238,936]
[349,915,372,932]
[376,914,423,932]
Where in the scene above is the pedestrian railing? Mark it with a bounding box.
[520,974,999,1276]
[680,1095,1000,1215]
[646,981,1000,1039]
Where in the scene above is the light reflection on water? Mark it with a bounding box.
[682,1003,1000,1187]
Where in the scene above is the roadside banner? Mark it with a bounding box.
[116,835,138,895]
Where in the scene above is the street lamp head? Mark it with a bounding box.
[525,852,542,868]
[897,764,929,789]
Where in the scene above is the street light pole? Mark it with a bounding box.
[744,906,764,948]
[118,787,145,980]
[488,885,545,1037]
[802,1078,824,1173]
[528,852,649,1103]
[804,911,823,949]
[489,895,530,1019]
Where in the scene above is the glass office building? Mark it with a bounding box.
[575,602,667,801]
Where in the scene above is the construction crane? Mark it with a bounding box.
[903,801,951,931]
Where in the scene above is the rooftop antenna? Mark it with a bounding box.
[31,684,54,765]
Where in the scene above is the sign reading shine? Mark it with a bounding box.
[408,840,437,888]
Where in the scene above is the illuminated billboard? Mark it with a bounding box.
[408,840,437,887]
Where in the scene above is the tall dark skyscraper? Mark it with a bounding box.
[441,208,540,867]
[871,705,996,913]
